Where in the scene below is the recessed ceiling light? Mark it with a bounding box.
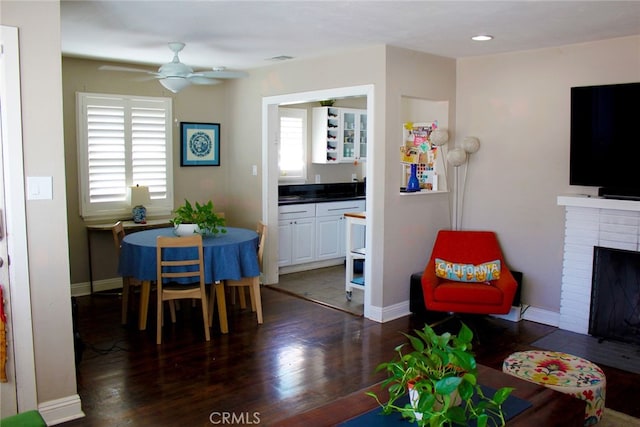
[472,35,494,42]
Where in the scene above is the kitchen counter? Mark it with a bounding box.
[278,195,365,206]
[278,182,365,206]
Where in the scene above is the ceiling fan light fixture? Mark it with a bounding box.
[159,77,190,93]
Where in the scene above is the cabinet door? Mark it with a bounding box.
[278,220,293,267]
[315,214,342,260]
[341,110,356,161]
[292,217,315,264]
[340,109,366,162]
[357,111,367,160]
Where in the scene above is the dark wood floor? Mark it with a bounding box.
[63,286,640,426]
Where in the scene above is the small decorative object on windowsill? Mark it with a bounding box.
[406,164,421,192]
[367,323,513,426]
[130,185,150,224]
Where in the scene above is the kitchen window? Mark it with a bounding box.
[76,92,174,220]
[278,108,307,183]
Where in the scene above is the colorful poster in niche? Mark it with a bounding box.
[401,121,439,167]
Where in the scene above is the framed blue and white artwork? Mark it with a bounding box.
[180,122,220,166]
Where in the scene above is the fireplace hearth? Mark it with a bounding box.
[589,246,640,345]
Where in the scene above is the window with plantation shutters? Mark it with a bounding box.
[278,108,307,183]
[77,93,173,219]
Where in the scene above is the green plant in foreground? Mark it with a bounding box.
[170,200,226,236]
[367,323,513,427]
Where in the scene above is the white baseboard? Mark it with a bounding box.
[366,301,411,323]
[522,305,560,327]
[38,394,84,426]
[491,306,522,322]
[491,305,559,326]
[71,278,122,297]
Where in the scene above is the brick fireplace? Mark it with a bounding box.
[557,195,640,334]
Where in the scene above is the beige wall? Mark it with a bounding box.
[381,46,456,308]
[62,57,231,286]
[224,45,456,313]
[2,0,78,414]
[5,0,638,421]
[67,44,458,315]
[456,36,640,313]
[223,46,388,230]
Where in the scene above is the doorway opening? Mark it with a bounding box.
[262,85,375,319]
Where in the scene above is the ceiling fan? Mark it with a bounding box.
[99,42,248,93]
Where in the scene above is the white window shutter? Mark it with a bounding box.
[77,93,173,220]
[278,108,307,183]
[86,103,126,203]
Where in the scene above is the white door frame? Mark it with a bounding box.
[0,25,38,415]
[261,85,375,319]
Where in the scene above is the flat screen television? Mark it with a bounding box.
[570,82,640,199]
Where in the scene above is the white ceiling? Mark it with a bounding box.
[61,1,640,72]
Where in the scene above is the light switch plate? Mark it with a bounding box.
[27,176,53,200]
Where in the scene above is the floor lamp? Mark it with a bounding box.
[446,137,481,230]
[446,148,467,230]
[459,137,481,228]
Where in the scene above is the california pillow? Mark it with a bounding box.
[435,258,501,283]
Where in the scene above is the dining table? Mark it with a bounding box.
[118,226,260,333]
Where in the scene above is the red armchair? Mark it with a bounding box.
[421,230,518,315]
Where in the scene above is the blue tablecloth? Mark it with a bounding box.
[118,227,260,284]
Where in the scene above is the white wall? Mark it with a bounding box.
[381,47,455,311]
[225,45,456,319]
[2,0,81,423]
[456,36,640,313]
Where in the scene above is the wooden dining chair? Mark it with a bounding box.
[215,221,266,325]
[112,221,145,325]
[156,234,210,344]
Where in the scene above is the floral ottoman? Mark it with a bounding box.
[502,350,606,426]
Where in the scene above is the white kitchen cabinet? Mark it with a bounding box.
[340,109,367,163]
[278,204,316,267]
[315,200,365,261]
[315,214,344,260]
[312,107,367,164]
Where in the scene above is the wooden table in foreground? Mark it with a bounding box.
[271,364,586,427]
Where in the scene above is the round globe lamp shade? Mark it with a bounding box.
[446,147,467,167]
[430,129,449,146]
[462,136,481,153]
[159,77,191,93]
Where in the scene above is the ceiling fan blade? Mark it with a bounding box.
[99,65,158,75]
[188,76,222,85]
[194,70,249,79]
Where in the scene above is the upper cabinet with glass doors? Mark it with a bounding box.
[312,107,367,164]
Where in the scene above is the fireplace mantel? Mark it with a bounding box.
[558,194,640,212]
[557,194,640,334]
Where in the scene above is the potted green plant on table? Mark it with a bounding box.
[368,323,513,427]
[170,200,226,236]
